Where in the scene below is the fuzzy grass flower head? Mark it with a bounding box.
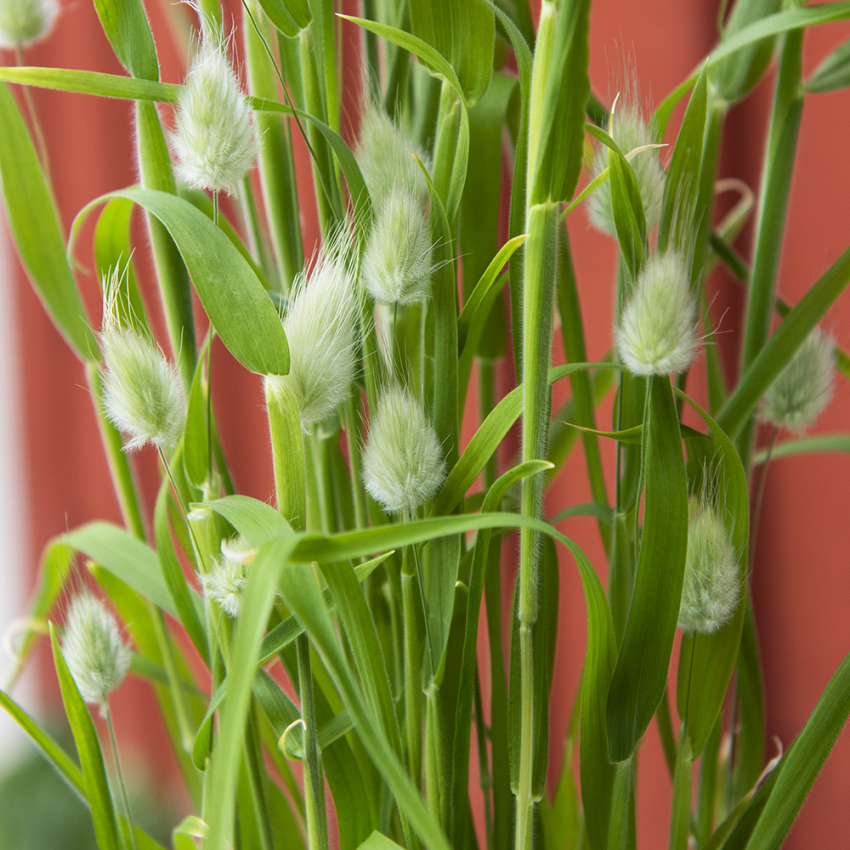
[171,12,258,195]
[362,185,433,305]
[363,385,446,515]
[201,536,254,618]
[0,0,57,48]
[61,591,132,711]
[271,235,358,427]
[615,250,698,376]
[99,268,185,451]
[678,494,740,635]
[355,93,429,207]
[759,327,835,432]
[587,94,666,236]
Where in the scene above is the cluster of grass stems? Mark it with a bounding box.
[1,1,850,849]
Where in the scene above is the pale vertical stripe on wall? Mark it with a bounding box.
[0,228,33,768]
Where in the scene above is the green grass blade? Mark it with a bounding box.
[0,66,178,101]
[65,521,202,622]
[754,433,850,462]
[736,28,804,463]
[49,625,121,850]
[713,0,781,103]
[457,234,528,352]
[153,482,209,662]
[433,363,615,518]
[607,377,689,761]
[0,688,86,799]
[806,35,850,92]
[200,495,294,545]
[0,82,97,360]
[409,0,494,104]
[91,0,159,81]
[657,64,707,255]
[745,648,850,850]
[528,0,590,206]
[674,389,749,756]
[71,188,290,376]
[4,538,74,684]
[655,3,850,131]
[93,199,148,332]
[274,549,451,850]
[717,243,850,439]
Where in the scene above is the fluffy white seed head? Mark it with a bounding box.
[275,242,358,427]
[363,385,446,515]
[678,498,740,635]
[172,17,258,195]
[587,100,666,236]
[355,97,429,207]
[61,592,131,711]
[759,327,835,433]
[200,536,253,618]
[615,251,698,376]
[0,0,58,48]
[100,329,186,451]
[362,186,433,305]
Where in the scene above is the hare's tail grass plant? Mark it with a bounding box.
[1,1,850,849]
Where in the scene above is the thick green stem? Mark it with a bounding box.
[244,8,303,289]
[669,726,693,850]
[516,201,559,850]
[299,25,343,238]
[265,376,307,531]
[737,30,804,468]
[402,557,422,793]
[297,634,330,850]
[135,101,197,388]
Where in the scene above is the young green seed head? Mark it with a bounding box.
[0,0,58,48]
[273,237,358,427]
[61,592,132,711]
[200,536,253,618]
[362,385,446,515]
[99,271,185,451]
[678,498,740,635]
[587,98,665,236]
[759,327,835,433]
[362,186,433,305]
[171,16,258,195]
[355,95,429,207]
[615,250,698,376]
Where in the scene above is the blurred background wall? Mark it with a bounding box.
[0,0,848,847]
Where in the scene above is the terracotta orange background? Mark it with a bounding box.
[2,0,849,847]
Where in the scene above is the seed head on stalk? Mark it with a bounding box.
[61,591,132,714]
[99,267,186,451]
[267,229,359,428]
[171,11,259,195]
[0,0,58,48]
[615,250,698,377]
[678,490,740,635]
[759,327,835,433]
[362,384,446,515]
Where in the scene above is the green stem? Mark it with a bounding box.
[516,201,559,850]
[297,634,329,850]
[265,376,307,531]
[106,706,140,850]
[401,545,422,793]
[135,100,197,389]
[737,29,804,468]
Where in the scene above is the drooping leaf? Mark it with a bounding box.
[0,82,97,360]
[607,377,689,762]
